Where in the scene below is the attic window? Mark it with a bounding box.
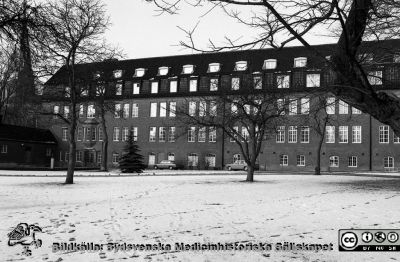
[182,64,194,74]
[294,57,307,68]
[158,66,169,76]
[113,70,123,78]
[235,61,248,71]
[263,59,277,70]
[93,72,101,79]
[134,68,146,77]
[208,63,221,73]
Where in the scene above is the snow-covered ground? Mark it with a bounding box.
[0,173,399,261]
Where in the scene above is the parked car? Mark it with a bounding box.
[154,160,183,170]
[225,160,259,171]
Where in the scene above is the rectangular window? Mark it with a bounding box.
[189,101,197,116]
[123,104,130,119]
[276,126,285,143]
[326,97,335,115]
[112,153,119,164]
[149,127,156,142]
[85,127,91,141]
[300,98,310,115]
[277,99,285,115]
[288,126,298,143]
[168,127,175,142]
[330,156,339,167]
[62,128,68,141]
[394,134,400,144]
[338,100,349,114]
[241,127,249,141]
[122,127,129,141]
[253,76,262,89]
[64,86,70,97]
[188,127,196,142]
[170,80,178,93]
[231,77,240,90]
[76,151,83,162]
[339,126,349,143]
[325,126,335,143]
[205,154,216,167]
[1,144,7,153]
[79,104,84,118]
[209,127,216,142]
[133,82,140,94]
[87,104,95,118]
[352,126,362,143]
[132,127,138,141]
[189,79,198,92]
[63,106,70,118]
[150,103,157,117]
[231,126,239,142]
[198,127,206,142]
[348,156,358,167]
[300,126,310,143]
[199,101,207,117]
[160,102,167,117]
[77,127,83,141]
[53,105,59,119]
[289,99,297,115]
[91,127,97,141]
[379,125,389,143]
[368,71,383,85]
[81,86,88,96]
[159,127,166,142]
[277,75,290,89]
[114,104,121,118]
[297,155,305,166]
[263,59,277,69]
[188,153,199,167]
[306,74,320,87]
[97,151,102,164]
[384,156,394,168]
[280,155,288,166]
[210,101,217,116]
[169,102,176,117]
[210,78,219,91]
[294,57,307,67]
[132,103,138,118]
[98,127,103,141]
[113,127,120,141]
[151,81,159,93]
[115,83,122,95]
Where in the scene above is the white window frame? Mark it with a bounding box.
[379,125,389,144]
[210,78,219,91]
[352,126,362,144]
[134,68,146,77]
[329,156,339,167]
[306,73,320,87]
[277,75,290,89]
[208,63,221,73]
[158,66,169,76]
[149,127,156,142]
[159,127,166,142]
[235,61,247,71]
[289,99,297,115]
[133,82,140,94]
[132,103,139,118]
[160,102,167,118]
[150,103,157,118]
[338,100,349,114]
[288,126,298,143]
[348,156,358,167]
[276,126,285,143]
[339,126,349,143]
[326,97,335,115]
[280,155,288,166]
[384,156,394,168]
[114,104,121,118]
[209,127,217,143]
[253,76,262,90]
[300,98,310,115]
[297,155,305,167]
[113,127,120,141]
[168,127,176,142]
[189,79,198,92]
[198,127,206,142]
[151,81,159,94]
[188,127,196,142]
[326,126,335,143]
[182,64,194,74]
[294,57,307,68]
[263,59,277,70]
[300,126,310,143]
[169,80,177,93]
[231,77,240,91]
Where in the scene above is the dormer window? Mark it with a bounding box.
[134,68,146,77]
[294,57,307,68]
[182,64,194,74]
[158,66,169,76]
[93,72,101,80]
[113,70,122,79]
[235,61,247,71]
[263,59,277,70]
[208,63,221,73]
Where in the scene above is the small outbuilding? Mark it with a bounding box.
[0,124,57,168]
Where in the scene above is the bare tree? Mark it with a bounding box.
[173,85,287,181]
[37,0,120,184]
[148,0,400,135]
[0,44,19,119]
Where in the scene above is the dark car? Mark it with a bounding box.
[154,160,183,170]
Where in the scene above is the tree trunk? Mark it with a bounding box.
[100,118,108,171]
[246,165,254,182]
[315,135,323,175]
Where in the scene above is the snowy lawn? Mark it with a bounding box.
[0,174,399,261]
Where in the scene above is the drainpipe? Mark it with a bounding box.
[369,114,372,171]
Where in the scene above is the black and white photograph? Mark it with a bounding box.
[1,0,400,261]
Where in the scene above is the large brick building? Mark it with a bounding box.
[42,40,400,171]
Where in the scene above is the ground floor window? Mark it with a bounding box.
[76,151,83,162]
[205,154,216,167]
[148,153,156,166]
[233,154,241,162]
[329,156,339,167]
[384,156,394,168]
[296,155,305,166]
[168,153,175,161]
[1,144,7,154]
[112,153,119,165]
[97,151,102,164]
[348,156,357,167]
[188,153,198,167]
[280,155,288,166]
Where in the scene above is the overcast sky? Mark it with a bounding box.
[103,1,337,59]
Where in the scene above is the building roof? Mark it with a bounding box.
[0,124,57,144]
[46,39,400,85]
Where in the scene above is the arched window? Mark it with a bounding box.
[233,154,241,163]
